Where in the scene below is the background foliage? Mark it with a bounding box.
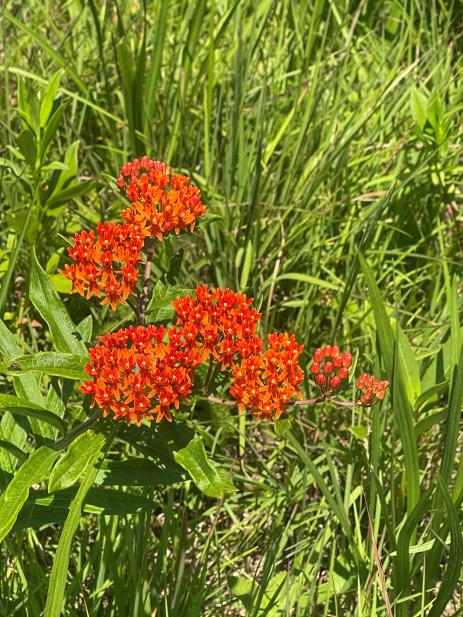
[1,0,463,615]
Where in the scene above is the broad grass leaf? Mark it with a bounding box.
[360,252,420,512]
[39,69,62,127]
[395,486,433,599]
[44,433,105,617]
[0,446,59,542]
[427,477,463,617]
[396,325,421,404]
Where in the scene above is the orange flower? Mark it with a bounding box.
[62,222,145,310]
[229,332,304,420]
[173,286,262,368]
[117,157,206,240]
[82,325,203,425]
[356,373,389,405]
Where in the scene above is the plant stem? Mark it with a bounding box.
[202,356,214,394]
[206,395,360,409]
[137,238,156,325]
[51,410,102,451]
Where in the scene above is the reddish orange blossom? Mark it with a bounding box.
[81,325,203,425]
[229,332,304,420]
[117,157,206,240]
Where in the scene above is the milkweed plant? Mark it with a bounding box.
[0,157,390,615]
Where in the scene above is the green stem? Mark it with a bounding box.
[51,410,102,451]
[136,238,156,325]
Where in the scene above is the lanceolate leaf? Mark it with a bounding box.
[439,346,463,487]
[360,253,420,513]
[395,486,433,602]
[44,433,106,617]
[0,318,54,458]
[0,446,59,542]
[0,394,66,433]
[95,457,185,487]
[14,487,156,530]
[0,440,27,464]
[29,254,88,356]
[174,435,225,499]
[49,430,106,492]
[3,352,88,380]
[427,478,463,617]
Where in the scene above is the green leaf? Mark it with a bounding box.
[427,477,463,617]
[46,179,97,208]
[395,486,434,599]
[166,248,184,285]
[29,254,88,356]
[0,319,55,450]
[439,346,463,486]
[0,394,66,433]
[3,352,87,380]
[39,104,65,161]
[17,129,37,168]
[14,487,155,530]
[348,425,369,441]
[287,430,361,565]
[0,440,27,464]
[76,315,93,343]
[173,435,225,498]
[239,239,253,290]
[146,280,191,320]
[49,431,105,493]
[0,446,59,542]
[50,273,72,294]
[396,325,421,404]
[411,87,428,129]
[360,252,420,513]
[415,409,447,435]
[198,212,223,226]
[39,69,63,127]
[95,457,185,487]
[414,382,447,413]
[276,272,338,291]
[44,433,105,617]
[274,417,292,437]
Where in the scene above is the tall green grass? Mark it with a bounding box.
[1,1,463,615]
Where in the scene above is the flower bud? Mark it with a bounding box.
[330,376,341,390]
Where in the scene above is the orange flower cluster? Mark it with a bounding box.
[80,286,306,424]
[310,345,352,394]
[229,333,304,420]
[61,157,205,311]
[117,156,206,240]
[172,286,262,368]
[81,325,202,425]
[356,373,389,405]
[62,222,145,310]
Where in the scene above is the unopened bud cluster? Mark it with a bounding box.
[310,344,389,406]
[310,345,352,394]
[356,373,389,405]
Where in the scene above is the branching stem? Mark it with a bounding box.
[137,238,156,325]
[206,395,359,409]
